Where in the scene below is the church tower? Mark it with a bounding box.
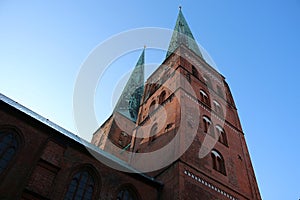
[92,8,261,200]
[91,49,145,162]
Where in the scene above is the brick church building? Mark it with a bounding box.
[0,9,261,200]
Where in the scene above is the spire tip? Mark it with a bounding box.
[179,5,182,10]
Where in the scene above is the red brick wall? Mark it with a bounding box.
[0,102,159,200]
[131,46,261,199]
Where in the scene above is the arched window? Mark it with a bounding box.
[211,150,226,175]
[117,186,139,200]
[200,90,210,106]
[0,130,19,174]
[216,85,224,98]
[149,123,158,142]
[213,100,223,116]
[149,100,156,114]
[202,116,214,137]
[118,131,129,148]
[216,125,228,146]
[186,73,191,83]
[64,170,95,200]
[203,75,212,89]
[159,91,166,104]
[192,65,199,79]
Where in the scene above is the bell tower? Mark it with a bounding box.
[91,49,145,162]
[130,9,261,200]
[92,8,261,200]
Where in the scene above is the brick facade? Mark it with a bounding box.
[0,96,161,200]
[92,45,261,199]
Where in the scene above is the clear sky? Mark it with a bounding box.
[1,1,300,199]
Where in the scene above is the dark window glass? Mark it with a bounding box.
[0,131,18,174]
[117,187,138,200]
[159,91,166,104]
[216,126,228,146]
[200,90,210,106]
[202,116,214,137]
[186,73,191,83]
[64,170,95,200]
[192,66,199,78]
[211,150,226,175]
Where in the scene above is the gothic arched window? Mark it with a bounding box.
[159,91,166,105]
[64,170,95,200]
[192,65,199,79]
[0,130,19,174]
[216,85,224,98]
[202,116,214,137]
[203,75,212,89]
[186,73,191,83]
[200,90,210,106]
[149,100,156,114]
[216,125,228,146]
[213,100,223,117]
[211,150,226,175]
[117,186,139,200]
[149,123,158,142]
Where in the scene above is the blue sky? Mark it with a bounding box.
[1,1,300,199]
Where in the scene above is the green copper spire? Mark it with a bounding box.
[166,8,203,58]
[114,49,145,122]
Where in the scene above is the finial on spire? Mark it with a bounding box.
[179,5,182,10]
[144,45,146,49]
[166,6,203,59]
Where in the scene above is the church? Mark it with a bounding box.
[0,9,261,200]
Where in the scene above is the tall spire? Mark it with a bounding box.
[114,49,145,122]
[166,8,203,58]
